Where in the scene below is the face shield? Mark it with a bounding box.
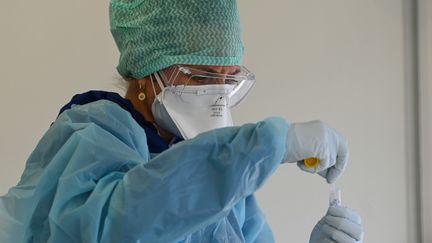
[156,65,256,108]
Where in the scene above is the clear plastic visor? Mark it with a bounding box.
[157,65,256,107]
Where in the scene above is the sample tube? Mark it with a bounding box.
[329,184,341,206]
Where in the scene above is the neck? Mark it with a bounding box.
[124,80,175,143]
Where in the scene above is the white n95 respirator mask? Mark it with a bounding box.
[150,65,255,140]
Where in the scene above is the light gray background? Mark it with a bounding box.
[0,1,423,242]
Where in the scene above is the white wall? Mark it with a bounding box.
[0,1,414,242]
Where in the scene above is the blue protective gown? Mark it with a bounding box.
[0,91,289,243]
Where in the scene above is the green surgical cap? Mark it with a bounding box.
[109,0,244,79]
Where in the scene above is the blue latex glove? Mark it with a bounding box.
[310,205,364,243]
[283,120,349,183]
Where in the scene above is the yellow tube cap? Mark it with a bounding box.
[304,158,320,169]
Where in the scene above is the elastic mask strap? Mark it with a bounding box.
[154,72,166,90]
[159,69,170,84]
[149,74,160,100]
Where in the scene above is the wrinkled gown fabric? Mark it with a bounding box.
[0,91,288,243]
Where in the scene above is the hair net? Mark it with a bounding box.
[109,0,244,80]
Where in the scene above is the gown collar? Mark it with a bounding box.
[58,90,181,153]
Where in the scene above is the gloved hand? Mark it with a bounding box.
[283,120,349,183]
[310,205,364,243]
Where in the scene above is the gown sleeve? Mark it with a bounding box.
[0,100,289,243]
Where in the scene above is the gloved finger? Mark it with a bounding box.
[317,156,335,180]
[320,238,337,243]
[325,155,348,183]
[318,168,328,180]
[324,215,363,241]
[328,206,362,225]
[322,224,357,243]
[325,134,349,183]
[325,167,343,184]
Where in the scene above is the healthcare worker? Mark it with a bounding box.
[0,0,364,242]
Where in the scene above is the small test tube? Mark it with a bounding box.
[329,184,341,206]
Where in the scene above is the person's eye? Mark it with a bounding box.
[224,79,237,85]
[190,76,212,85]
[192,76,206,81]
